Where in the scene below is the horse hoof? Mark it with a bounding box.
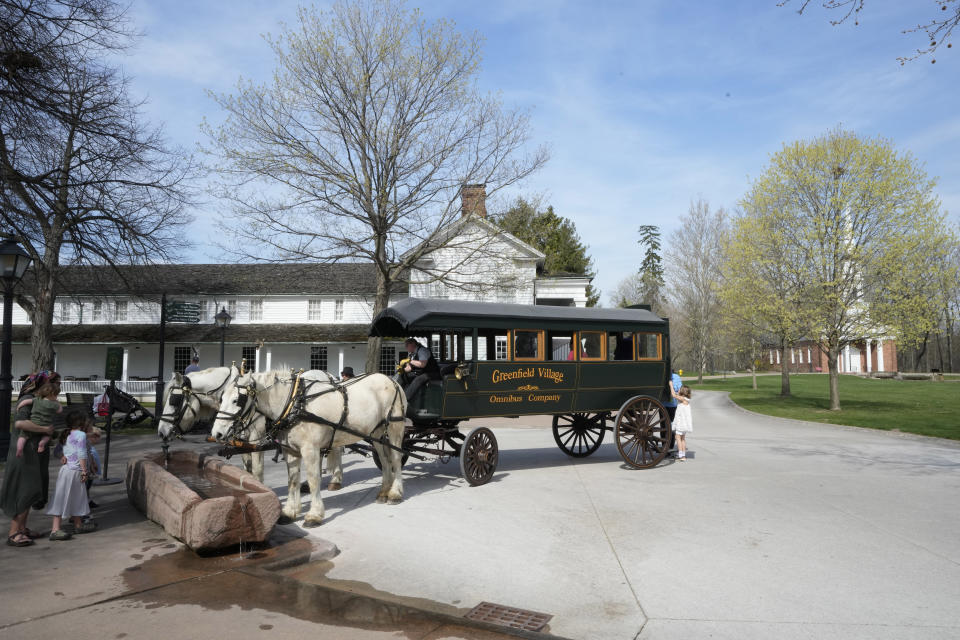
[327,482,342,491]
[302,519,323,528]
[387,496,403,505]
[277,515,295,525]
[376,495,387,504]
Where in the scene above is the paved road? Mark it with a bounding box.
[273,390,960,639]
[2,390,958,639]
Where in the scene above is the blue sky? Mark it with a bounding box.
[120,1,959,303]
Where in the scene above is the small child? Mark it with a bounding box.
[672,385,693,461]
[15,382,62,457]
[46,411,98,540]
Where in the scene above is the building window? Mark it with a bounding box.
[92,299,103,321]
[310,346,328,371]
[334,298,344,321]
[58,301,71,323]
[242,346,257,371]
[227,299,237,318]
[308,299,322,321]
[495,336,508,360]
[380,346,396,375]
[199,300,208,322]
[250,299,263,321]
[115,300,128,322]
[174,346,192,374]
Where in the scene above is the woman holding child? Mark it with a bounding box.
[2,371,60,547]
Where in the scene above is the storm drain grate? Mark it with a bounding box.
[465,601,553,632]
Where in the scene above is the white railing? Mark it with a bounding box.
[12,380,158,396]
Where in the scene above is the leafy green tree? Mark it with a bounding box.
[494,198,600,306]
[722,203,812,396]
[742,128,950,409]
[636,225,665,313]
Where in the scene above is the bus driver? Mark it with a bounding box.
[400,338,440,401]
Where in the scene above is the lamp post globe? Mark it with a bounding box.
[215,307,232,366]
[0,238,33,461]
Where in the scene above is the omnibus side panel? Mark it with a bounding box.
[573,361,667,412]
[441,362,577,419]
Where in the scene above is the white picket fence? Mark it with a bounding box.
[12,380,158,397]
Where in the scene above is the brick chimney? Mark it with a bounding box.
[461,184,487,218]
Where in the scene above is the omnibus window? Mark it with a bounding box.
[548,332,574,361]
[495,335,509,360]
[579,331,604,360]
[637,333,661,360]
[608,332,635,361]
[514,330,542,360]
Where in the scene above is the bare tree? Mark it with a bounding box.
[665,199,728,383]
[779,0,960,63]
[204,1,548,372]
[1,1,196,370]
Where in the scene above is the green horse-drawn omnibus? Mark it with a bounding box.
[370,298,675,485]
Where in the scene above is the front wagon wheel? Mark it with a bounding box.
[614,396,671,469]
[552,413,606,457]
[459,426,498,486]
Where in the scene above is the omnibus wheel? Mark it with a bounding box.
[459,426,498,486]
[552,413,606,457]
[614,396,671,469]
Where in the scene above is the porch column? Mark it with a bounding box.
[791,349,795,364]
[865,339,872,373]
[877,339,885,372]
[807,347,812,365]
[122,348,129,382]
[843,344,851,373]
[769,350,774,364]
[265,348,272,371]
[254,347,261,373]
[338,348,345,375]
[776,350,780,364]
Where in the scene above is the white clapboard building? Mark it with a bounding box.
[11,186,591,392]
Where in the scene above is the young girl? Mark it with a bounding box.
[46,411,98,540]
[672,385,693,461]
[15,382,62,457]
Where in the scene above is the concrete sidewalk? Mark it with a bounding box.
[3,393,959,639]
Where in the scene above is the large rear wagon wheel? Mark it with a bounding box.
[614,396,671,469]
[459,426,498,486]
[552,413,606,457]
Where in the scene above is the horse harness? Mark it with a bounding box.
[224,371,407,460]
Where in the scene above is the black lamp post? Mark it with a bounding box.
[215,306,232,366]
[0,238,33,461]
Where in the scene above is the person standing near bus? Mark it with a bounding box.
[663,369,683,454]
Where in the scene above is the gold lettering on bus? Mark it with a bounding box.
[488,394,523,403]
[491,367,566,385]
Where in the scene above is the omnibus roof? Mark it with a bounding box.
[370,298,668,336]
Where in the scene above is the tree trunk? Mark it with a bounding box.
[28,262,58,372]
[364,273,391,374]
[752,366,757,390]
[779,339,790,397]
[827,338,840,411]
[914,332,929,372]
[947,316,955,374]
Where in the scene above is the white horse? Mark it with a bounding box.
[157,366,344,490]
[211,370,406,527]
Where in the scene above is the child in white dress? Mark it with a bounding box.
[672,385,693,461]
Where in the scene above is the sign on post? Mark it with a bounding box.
[105,346,124,380]
[166,300,201,324]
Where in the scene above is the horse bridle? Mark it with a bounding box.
[159,370,235,438]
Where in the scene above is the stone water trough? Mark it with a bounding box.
[126,450,281,553]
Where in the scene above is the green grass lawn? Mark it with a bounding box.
[688,374,960,440]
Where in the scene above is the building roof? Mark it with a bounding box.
[12,323,371,344]
[24,263,407,296]
[371,297,667,335]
